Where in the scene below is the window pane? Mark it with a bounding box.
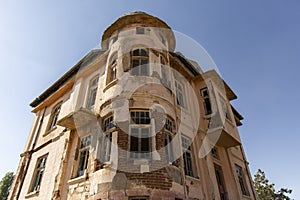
[77,150,89,177]
[88,88,97,108]
[109,66,116,82]
[132,59,139,68]
[130,136,139,152]
[133,49,140,56]
[101,133,112,162]
[136,27,145,35]
[141,138,150,152]
[183,152,193,177]
[141,49,148,56]
[31,155,47,192]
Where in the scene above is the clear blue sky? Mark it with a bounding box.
[1,1,299,199]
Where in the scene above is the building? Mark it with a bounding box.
[9,12,257,200]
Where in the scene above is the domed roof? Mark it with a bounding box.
[101,11,175,51]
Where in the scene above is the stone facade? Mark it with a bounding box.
[9,12,257,200]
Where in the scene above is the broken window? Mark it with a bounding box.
[30,155,47,192]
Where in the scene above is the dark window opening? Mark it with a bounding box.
[201,88,212,115]
[214,164,228,200]
[136,27,145,34]
[129,127,151,159]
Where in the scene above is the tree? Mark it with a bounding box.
[254,169,293,200]
[0,172,14,200]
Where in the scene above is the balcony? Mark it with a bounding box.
[57,107,98,131]
[207,115,241,148]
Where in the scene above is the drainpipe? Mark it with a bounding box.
[16,107,47,200]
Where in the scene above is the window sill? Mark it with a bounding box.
[242,194,251,199]
[43,126,57,136]
[68,174,87,185]
[104,127,116,134]
[185,175,200,182]
[132,159,150,165]
[203,112,216,119]
[25,191,39,198]
[103,79,118,93]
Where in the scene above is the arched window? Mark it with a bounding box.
[131,48,149,76]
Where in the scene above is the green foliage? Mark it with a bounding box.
[0,172,14,200]
[254,169,293,200]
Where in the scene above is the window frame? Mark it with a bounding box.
[29,154,48,193]
[214,163,228,200]
[100,132,112,163]
[235,164,250,196]
[201,87,213,115]
[136,27,145,35]
[164,132,174,163]
[75,135,91,178]
[107,54,117,85]
[130,48,149,76]
[129,110,152,160]
[181,135,194,177]
[46,103,62,132]
[175,80,185,107]
[163,117,175,164]
[103,115,114,132]
[86,75,99,109]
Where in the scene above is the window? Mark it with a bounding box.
[100,133,112,163]
[103,116,114,132]
[129,111,151,159]
[160,56,170,87]
[130,127,151,159]
[219,94,231,122]
[235,165,249,196]
[136,27,145,34]
[87,76,99,109]
[175,81,185,107]
[107,55,117,84]
[130,111,150,124]
[214,164,228,200]
[76,136,91,177]
[47,103,61,131]
[163,117,174,163]
[131,49,149,76]
[211,147,220,160]
[164,132,174,163]
[30,155,47,192]
[201,88,212,115]
[164,118,174,133]
[182,136,194,177]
